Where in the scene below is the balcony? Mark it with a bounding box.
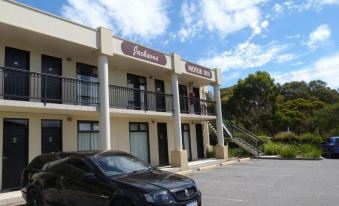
[109,85,173,112]
[180,96,216,116]
[0,67,215,116]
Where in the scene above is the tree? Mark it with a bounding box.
[224,71,278,134]
[315,103,339,137]
[308,80,339,104]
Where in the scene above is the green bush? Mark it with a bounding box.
[229,147,250,158]
[299,133,324,145]
[280,145,297,158]
[206,147,216,158]
[263,142,281,155]
[258,135,271,143]
[273,132,299,144]
[300,144,322,158]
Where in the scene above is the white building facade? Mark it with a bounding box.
[0,0,227,190]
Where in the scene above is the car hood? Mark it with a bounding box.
[112,169,194,192]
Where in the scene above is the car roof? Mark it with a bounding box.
[41,150,130,159]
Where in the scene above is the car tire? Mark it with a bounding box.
[114,198,134,206]
[26,188,42,206]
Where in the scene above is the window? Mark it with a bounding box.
[93,154,150,176]
[67,158,91,176]
[76,63,98,105]
[78,121,99,151]
[129,123,149,163]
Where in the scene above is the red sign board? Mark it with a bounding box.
[185,62,212,79]
[121,41,167,66]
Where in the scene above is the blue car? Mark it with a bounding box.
[322,137,339,158]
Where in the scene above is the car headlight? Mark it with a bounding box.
[144,191,174,203]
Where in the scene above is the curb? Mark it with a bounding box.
[251,156,323,161]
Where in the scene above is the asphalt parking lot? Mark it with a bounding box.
[188,159,339,206]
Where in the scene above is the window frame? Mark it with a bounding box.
[77,121,99,151]
[129,122,150,163]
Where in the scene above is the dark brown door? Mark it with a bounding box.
[4,47,30,101]
[41,120,62,154]
[127,74,147,110]
[41,55,62,103]
[196,124,205,159]
[179,85,188,113]
[2,119,28,190]
[157,123,169,166]
[155,79,166,111]
[182,124,192,161]
[193,88,201,114]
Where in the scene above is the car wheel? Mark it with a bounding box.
[114,198,134,206]
[26,188,42,206]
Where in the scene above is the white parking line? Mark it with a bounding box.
[204,195,244,202]
[200,180,274,187]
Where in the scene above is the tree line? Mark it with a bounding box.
[221,71,339,138]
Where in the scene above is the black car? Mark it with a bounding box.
[21,151,201,206]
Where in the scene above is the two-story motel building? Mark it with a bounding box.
[0,0,227,190]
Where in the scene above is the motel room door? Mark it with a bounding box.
[4,47,30,101]
[41,55,62,103]
[41,120,62,154]
[157,123,169,166]
[2,119,28,190]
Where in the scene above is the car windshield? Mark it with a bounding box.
[92,154,151,176]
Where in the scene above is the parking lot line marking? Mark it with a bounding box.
[203,196,244,202]
[199,180,274,187]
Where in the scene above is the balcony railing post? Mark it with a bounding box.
[43,74,47,105]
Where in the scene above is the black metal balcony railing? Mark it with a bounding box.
[180,96,216,116]
[0,66,216,116]
[109,85,173,112]
[0,66,100,105]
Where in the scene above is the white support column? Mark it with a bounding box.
[98,54,111,150]
[214,84,224,147]
[171,73,183,150]
[214,68,228,160]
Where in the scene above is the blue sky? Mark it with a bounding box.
[17,0,339,89]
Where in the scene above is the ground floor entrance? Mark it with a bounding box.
[0,112,211,190]
[2,119,28,190]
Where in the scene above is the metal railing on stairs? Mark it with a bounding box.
[208,120,264,156]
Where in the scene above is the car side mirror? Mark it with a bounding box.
[82,172,97,182]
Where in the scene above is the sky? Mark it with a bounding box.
[17,0,339,89]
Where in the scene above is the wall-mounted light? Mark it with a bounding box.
[67,116,73,121]
[66,57,73,62]
[149,75,153,79]
[152,120,155,124]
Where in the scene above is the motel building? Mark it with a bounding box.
[0,0,227,190]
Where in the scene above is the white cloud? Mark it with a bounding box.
[61,0,169,39]
[307,24,331,50]
[272,0,339,14]
[273,52,339,89]
[275,53,297,63]
[178,0,267,41]
[198,41,290,71]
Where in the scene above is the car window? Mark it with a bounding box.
[336,138,339,144]
[47,157,70,173]
[67,158,92,176]
[92,154,151,176]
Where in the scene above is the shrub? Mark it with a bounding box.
[299,133,324,145]
[258,135,271,143]
[206,147,216,158]
[273,132,299,144]
[280,145,297,158]
[263,142,281,155]
[229,147,250,158]
[300,144,322,158]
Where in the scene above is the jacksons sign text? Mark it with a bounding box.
[121,41,167,65]
[185,62,212,79]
